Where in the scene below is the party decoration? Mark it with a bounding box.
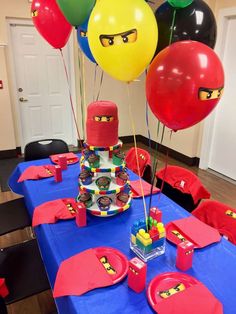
[78,101,132,217]
[146,41,224,131]
[56,0,96,27]
[88,0,158,82]
[31,0,72,49]
[77,19,96,63]
[168,0,193,8]
[154,0,217,55]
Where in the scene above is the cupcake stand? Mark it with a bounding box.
[77,141,132,217]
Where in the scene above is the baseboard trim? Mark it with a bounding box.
[121,135,199,167]
[0,148,18,159]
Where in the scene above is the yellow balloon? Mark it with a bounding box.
[88,0,158,82]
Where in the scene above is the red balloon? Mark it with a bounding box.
[31,0,72,49]
[146,41,224,131]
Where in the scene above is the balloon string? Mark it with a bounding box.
[145,70,152,154]
[148,120,161,211]
[77,50,85,141]
[169,9,177,45]
[82,53,87,123]
[158,126,170,202]
[93,64,98,101]
[126,83,148,231]
[60,49,83,149]
[96,70,104,101]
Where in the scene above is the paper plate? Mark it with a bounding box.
[165,222,199,248]
[94,247,129,284]
[147,272,199,308]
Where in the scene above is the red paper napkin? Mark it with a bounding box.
[153,283,223,314]
[18,165,55,182]
[50,152,79,165]
[32,198,78,227]
[0,278,9,298]
[166,216,221,248]
[156,166,211,204]
[130,180,160,198]
[53,247,128,297]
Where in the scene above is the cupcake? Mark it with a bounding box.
[87,153,100,168]
[116,192,129,207]
[78,192,93,208]
[97,196,112,211]
[112,151,125,166]
[79,170,92,185]
[116,171,129,186]
[95,176,111,190]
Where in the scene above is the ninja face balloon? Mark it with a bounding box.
[88,0,158,82]
[146,40,224,131]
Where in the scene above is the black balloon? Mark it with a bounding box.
[154,0,217,55]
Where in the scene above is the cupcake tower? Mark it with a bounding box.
[77,101,132,217]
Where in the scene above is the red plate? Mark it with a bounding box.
[147,272,199,308]
[94,247,128,284]
[165,222,199,249]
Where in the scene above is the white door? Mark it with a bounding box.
[10,23,76,149]
[206,11,236,181]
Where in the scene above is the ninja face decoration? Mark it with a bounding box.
[86,101,119,147]
[76,18,96,63]
[88,0,158,82]
[159,283,186,298]
[146,40,225,131]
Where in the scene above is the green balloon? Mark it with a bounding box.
[56,0,96,27]
[167,0,193,8]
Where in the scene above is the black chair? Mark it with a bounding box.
[125,147,153,183]
[24,139,69,161]
[156,178,201,212]
[156,165,211,212]
[0,239,51,304]
[0,198,31,236]
[0,297,7,314]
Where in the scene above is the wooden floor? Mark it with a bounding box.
[1,142,236,314]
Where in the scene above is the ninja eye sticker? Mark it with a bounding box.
[159,283,186,299]
[31,10,38,17]
[100,29,137,47]
[94,115,114,122]
[226,210,236,219]
[80,30,87,38]
[199,87,224,100]
[100,256,116,275]
[172,230,186,242]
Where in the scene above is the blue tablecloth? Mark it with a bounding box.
[8,156,236,314]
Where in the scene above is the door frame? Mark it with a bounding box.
[6,18,78,150]
[199,7,236,169]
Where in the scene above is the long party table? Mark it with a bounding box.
[8,156,236,314]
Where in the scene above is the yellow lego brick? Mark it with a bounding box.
[95,190,100,195]
[157,222,164,228]
[100,211,108,216]
[159,232,166,238]
[131,234,136,244]
[123,204,129,210]
[136,229,152,246]
[157,226,165,233]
